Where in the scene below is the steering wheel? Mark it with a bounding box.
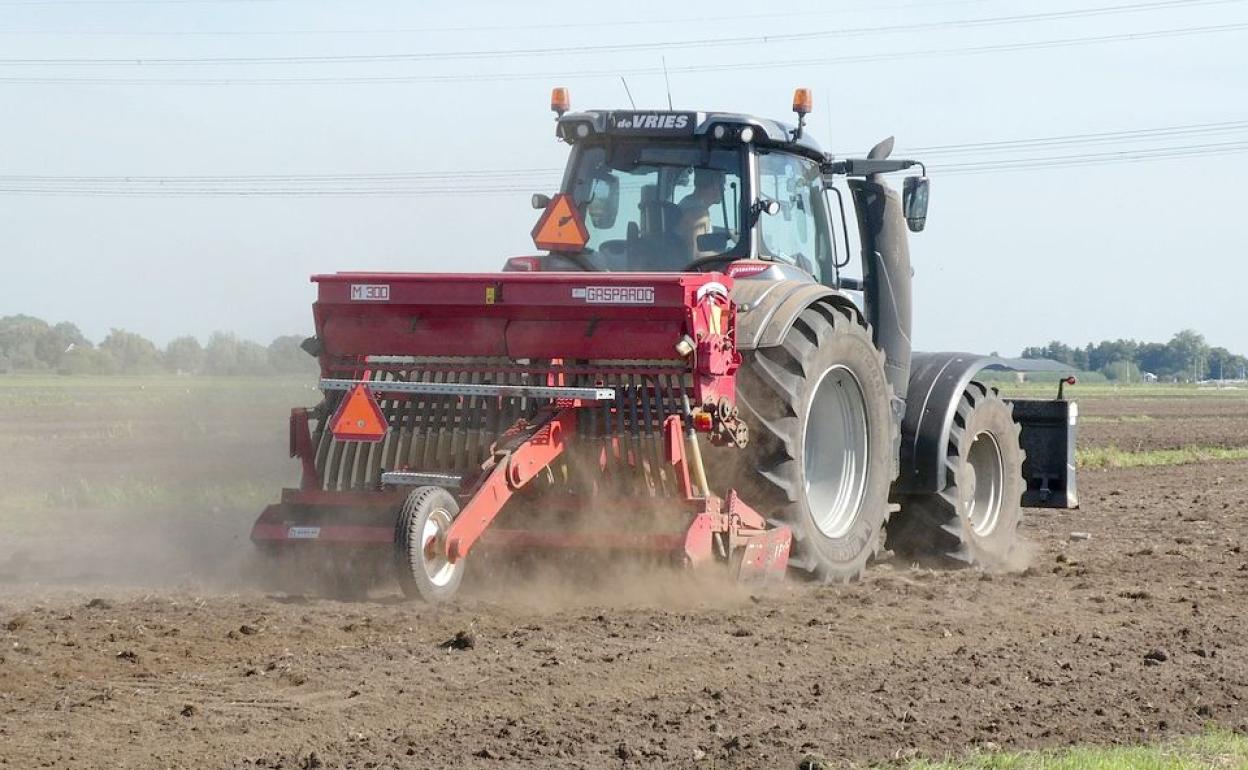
[684,253,744,272]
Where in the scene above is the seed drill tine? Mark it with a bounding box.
[416,370,443,470]
[314,391,336,490]
[381,370,400,478]
[636,372,657,495]
[647,374,669,496]
[608,372,624,495]
[365,369,389,487]
[597,375,610,490]
[483,370,503,461]
[462,369,483,471]
[651,374,668,496]
[406,368,428,471]
[382,370,406,474]
[446,371,464,471]
[457,369,474,470]
[397,369,420,474]
[444,371,460,471]
[428,371,451,470]
[430,369,453,470]
[404,367,429,472]
[626,378,641,487]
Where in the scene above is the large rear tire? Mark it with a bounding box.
[395,486,465,602]
[887,382,1024,569]
[729,303,895,582]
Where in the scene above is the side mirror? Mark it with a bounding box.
[585,175,619,229]
[696,231,730,254]
[750,198,780,222]
[902,176,929,232]
[531,193,551,210]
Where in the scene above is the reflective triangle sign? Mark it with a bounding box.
[330,383,387,443]
[531,193,589,252]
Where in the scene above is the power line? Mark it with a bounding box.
[13,118,1244,191]
[0,0,1001,35]
[901,119,1248,157]
[936,139,1248,174]
[4,131,1247,196]
[0,168,563,182]
[0,0,274,4]
[3,21,1242,86]
[0,0,1235,66]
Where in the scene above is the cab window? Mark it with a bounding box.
[757,152,833,282]
[567,142,746,272]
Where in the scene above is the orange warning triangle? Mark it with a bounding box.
[330,383,387,443]
[531,193,589,252]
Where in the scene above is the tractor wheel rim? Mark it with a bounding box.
[803,365,870,539]
[965,430,1005,537]
[420,508,457,587]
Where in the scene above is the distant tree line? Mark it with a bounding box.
[1021,329,1246,383]
[0,315,316,375]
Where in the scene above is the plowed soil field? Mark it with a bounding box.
[2,380,1247,769]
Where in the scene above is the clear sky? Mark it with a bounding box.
[1,0,1245,355]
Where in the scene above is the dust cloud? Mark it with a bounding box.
[0,378,310,592]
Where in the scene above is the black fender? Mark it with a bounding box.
[731,279,862,351]
[896,352,1077,506]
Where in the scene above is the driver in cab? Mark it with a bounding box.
[675,168,724,261]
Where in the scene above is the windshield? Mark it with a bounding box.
[566,142,746,271]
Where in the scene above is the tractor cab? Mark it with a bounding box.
[520,88,848,285]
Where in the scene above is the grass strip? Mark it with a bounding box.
[884,728,1248,769]
[1078,444,1248,469]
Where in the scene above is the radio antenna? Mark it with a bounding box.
[662,56,674,109]
[619,75,637,109]
[826,89,833,143]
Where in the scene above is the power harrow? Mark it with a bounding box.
[252,271,791,600]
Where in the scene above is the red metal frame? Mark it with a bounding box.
[444,407,576,562]
[288,408,321,490]
[255,271,791,581]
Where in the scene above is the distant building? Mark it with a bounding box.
[1142,372,1159,383]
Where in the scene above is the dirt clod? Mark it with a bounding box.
[797,754,832,770]
[1144,648,1170,665]
[442,630,476,650]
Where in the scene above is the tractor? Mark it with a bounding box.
[251,87,1077,600]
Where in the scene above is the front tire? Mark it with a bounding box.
[395,486,465,602]
[887,382,1024,569]
[729,303,895,583]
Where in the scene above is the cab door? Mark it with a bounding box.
[755,151,839,286]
